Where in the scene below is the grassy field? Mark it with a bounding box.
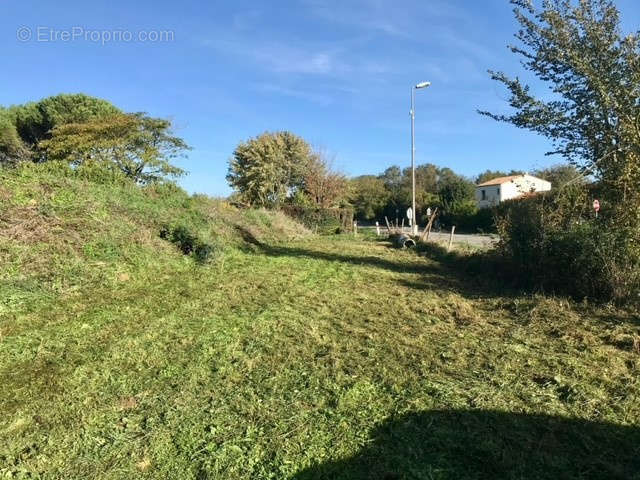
[2,165,640,479]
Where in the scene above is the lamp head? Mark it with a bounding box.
[415,81,431,89]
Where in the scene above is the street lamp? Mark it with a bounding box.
[410,81,431,235]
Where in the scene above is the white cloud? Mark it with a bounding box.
[252,83,334,105]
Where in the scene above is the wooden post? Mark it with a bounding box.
[375,221,380,236]
[420,207,438,242]
[384,216,392,234]
[448,226,456,251]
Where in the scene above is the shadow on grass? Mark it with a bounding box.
[234,225,527,304]
[234,226,436,276]
[292,409,640,480]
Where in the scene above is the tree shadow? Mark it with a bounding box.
[233,225,437,276]
[292,409,640,480]
[233,226,640,326]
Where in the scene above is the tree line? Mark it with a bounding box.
[226,129,580,231]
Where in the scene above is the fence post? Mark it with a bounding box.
[448,226,456,251]
[375,221,380,236]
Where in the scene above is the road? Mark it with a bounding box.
[360,226,498,248]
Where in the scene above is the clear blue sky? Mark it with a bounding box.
[2,0,639,196]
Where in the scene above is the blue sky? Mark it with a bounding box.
[2,0,639,195]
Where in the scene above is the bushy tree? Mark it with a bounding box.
[39,113,188,184]
[0,94,121,163]
[533,164,584,189]
[349,175,390,220]
[476,169,524,184]
[227,131,314,207]
[17,94,119,153]
[302,152,348,208]
[438,176,476,226]
[480,0,640,210]
[482,0,640,301]
[0,108,28,165]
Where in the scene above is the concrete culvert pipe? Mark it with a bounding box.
[395,234,416,249]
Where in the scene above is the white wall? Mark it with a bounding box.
[476,174,551,208]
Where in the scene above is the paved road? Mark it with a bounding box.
[360,226,498,248]
[422,230,498,248]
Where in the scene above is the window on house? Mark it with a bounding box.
[481,190,486,200]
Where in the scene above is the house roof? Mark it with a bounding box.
[477,174,525,187]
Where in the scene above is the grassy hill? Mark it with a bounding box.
[1,165,640,479]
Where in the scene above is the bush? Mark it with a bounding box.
[160,224,217,264]
[439,202,496,233]
[494,187,640,302]
[281,205,354,235]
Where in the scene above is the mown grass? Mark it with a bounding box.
[1,165,640,479]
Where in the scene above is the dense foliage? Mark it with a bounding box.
[0,94,189,184]
[0,94,120,163]
[348,163,495,232]
[281,205,354,235]
[302,152,348,209]
[494,185,640,301]
[227,131,314,207]
[39,113,188,184]
[484,0,640,301]
[227,132,348,209]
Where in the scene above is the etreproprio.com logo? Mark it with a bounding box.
[16,26,175,44]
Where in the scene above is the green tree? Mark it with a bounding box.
[479,0,640,208]
[15,94,120,152]
[39,113,188,184]
[0,94,121,163]
[482,0,640,300]
[476,169,524,185]
[533,164,584,190]
[349,175,390,220]
[227,131,314,207]
[0,108,28,165]
[438,176,477,227]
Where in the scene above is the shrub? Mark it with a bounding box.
[281,205,354,235]
[439,202,496,234]
[159,224,217,264]
[494,187,640,302]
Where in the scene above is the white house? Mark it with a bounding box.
[475,174,551,208]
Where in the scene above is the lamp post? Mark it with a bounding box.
[410,81,431,235]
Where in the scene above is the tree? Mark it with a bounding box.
[438,176,476,227]
[0,108,28,165]
[533,164,584,189]
[476,169,524,185]
[0,94,121,164]
[15,94,120,152]
[438,177,475,212]
[349,175,390,220]
[39,113,188,184]
[227,131,314,207]
[303,152,348,208]
[479,0,640,207]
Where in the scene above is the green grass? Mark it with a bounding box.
[1,165,640,479]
